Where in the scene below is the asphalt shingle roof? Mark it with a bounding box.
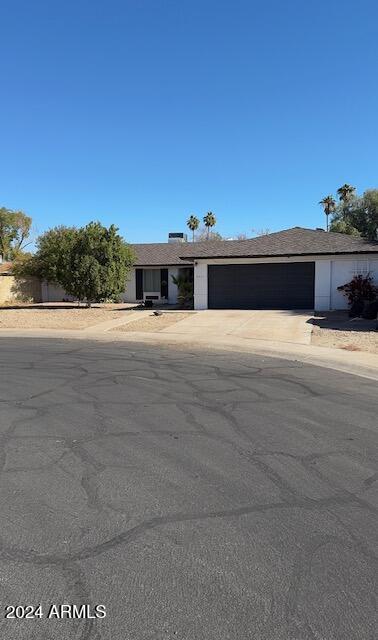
[131,243,194,266]
[179,227,378,260]
[131,228,378,265]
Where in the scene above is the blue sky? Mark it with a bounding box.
[1,0,377,244]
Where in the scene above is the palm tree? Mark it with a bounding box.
[337,183,356,203]
[186,214,200,242]
[203,211,217,240]
[319,195,336,232]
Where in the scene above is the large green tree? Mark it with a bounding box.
[19,222,135,305]
[330,189,378,240]
[328,219,361,237]
[69,222,135,304]
[0,207,32,260]
[20,225,78,283]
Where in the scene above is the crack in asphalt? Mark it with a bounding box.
[0,338,377,639]
[0,494,360,566]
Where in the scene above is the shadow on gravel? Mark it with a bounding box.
[308,311,377,333]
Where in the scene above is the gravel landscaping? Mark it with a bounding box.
[0,304,131,330]
[311,311,378,353]
[113,312,192,332]
[312,326,378,353]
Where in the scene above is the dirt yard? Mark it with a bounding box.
[113,312,192,332]
[311,311,378,354]
[0,303,132,330]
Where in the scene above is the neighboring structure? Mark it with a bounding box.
[40,227,378,311]
[0,262,41,303]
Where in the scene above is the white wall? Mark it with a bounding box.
[41,255,378,309]
[194,262,208,310]
[122,268,136,302]
[314,261,331,311]
[330,258,378,309]
[41,282,75,302]
[193,255,378,311]
[168,267,179,304]
[42,270,137,303]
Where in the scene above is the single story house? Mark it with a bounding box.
[123,227,378,311]
[39,227,378,311]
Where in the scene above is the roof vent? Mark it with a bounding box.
[168,232,187,244]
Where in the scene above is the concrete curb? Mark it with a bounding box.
[1,327,378,381]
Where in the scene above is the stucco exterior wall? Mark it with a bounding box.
[330,258,378,309]
[0,275,42,303]
[314,261,331,311]
[38,255,378,310]
[122,268,136,302]
[193,255,378,311]
[193,262,208,310]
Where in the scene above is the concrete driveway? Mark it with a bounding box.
[0,338,377,640]
[161,309,314,345]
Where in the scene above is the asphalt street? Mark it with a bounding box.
[0,338,377,640]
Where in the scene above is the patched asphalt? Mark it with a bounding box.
[0,338,377,640]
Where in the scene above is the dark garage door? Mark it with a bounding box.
[208,262,315,309]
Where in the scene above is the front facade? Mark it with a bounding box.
[40,228,378,311]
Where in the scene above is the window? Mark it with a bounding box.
[143,269,160,292]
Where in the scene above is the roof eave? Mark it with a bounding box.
[179,249,378,260]
[134,262,193,267]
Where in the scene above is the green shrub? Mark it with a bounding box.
[171,274,194,309]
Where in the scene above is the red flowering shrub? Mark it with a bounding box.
[337,274,378,305]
